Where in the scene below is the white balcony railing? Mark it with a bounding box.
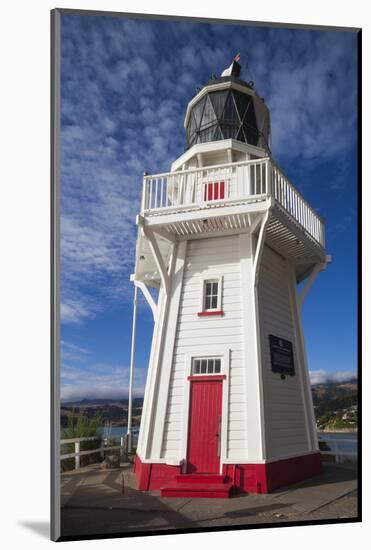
[141,158,325,248]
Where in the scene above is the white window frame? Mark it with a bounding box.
[200,275,223,312]
[191,356,223,375]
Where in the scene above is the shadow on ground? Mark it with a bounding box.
[272,463,357,494]
[62,470,197,536]
[60,462,358,538]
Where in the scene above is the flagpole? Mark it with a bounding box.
[127,284,138,454]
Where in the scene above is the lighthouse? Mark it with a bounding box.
[131,58,329,498]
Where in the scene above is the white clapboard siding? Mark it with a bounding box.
[227,440,248,450]
[258,245,308,459]
[230,375,244,385]
[183,266,242,277]
[174,336,243,349]
[183,272,241,284]
[178,312,243,323]
[229,402,246,413]
[161,235,247,460]
[165,411,182,422]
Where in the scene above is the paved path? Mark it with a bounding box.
[61,462,358,538]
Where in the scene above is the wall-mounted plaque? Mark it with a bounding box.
[269,335,295,376]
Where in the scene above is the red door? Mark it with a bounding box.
[187,378,223,474]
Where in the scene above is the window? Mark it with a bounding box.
[198,276,223,316]
[204,279,219,311]
[192,357,222,375]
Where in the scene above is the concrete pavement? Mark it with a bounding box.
[61,462,358,538]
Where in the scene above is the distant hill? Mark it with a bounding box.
[61,397,144,408]
[60,397,144,429]
[60,379,358,431]
[311,378,357,413]
[311,378,357,430]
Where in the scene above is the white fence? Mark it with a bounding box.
[61,435,356,471]
[60,436,129,470]
[142,157,325,247]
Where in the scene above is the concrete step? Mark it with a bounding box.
[176,473,227,485]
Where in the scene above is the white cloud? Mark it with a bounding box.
[60,299,96,325]
[61,340,90,362]
[309,370,356,385]
[260,34,357,161]
[330,371,357,383]
[61,363,147,401]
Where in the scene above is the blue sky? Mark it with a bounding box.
[60,14,358,401]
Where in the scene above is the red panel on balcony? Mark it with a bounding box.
[204,181,225,201]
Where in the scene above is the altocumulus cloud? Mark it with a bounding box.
[61,340,91,361]
[60,16,357,325]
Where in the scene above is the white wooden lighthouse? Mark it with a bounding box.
[131,58,329,497]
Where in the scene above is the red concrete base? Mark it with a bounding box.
[134,452,322,496]
[133,455,181,491]
[223,452,322,494]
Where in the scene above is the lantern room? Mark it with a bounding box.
[184,75,270,153]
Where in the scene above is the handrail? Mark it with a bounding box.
[270,158,326,223]
[143,156,270,180]
[141,157,325,248]
[61,436,99,444]
[60,435,132,470]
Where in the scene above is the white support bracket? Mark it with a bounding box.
[150,226,176,244]
[127,284,138,453]
[297,255,331,310]
[253,210,270,287]
[250,213,264,235]
[143,227,170,295]
[131,277,158,321]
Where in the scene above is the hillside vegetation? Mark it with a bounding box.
[311,379,357,431]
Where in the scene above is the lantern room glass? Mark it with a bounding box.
[186,89,259,149]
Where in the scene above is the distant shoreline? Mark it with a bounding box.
[318,429,357,434]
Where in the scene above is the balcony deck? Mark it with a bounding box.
[135,158,326,286]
